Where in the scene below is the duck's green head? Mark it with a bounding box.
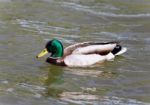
[36,39,64,58]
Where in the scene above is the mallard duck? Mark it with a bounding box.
[36,39,127,67]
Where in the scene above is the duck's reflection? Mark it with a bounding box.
[44,65,64,98]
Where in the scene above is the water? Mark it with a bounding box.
[0,0,150,105]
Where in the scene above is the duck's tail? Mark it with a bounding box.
[111,45,127,56]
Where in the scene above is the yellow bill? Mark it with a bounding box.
[36,48,48,58]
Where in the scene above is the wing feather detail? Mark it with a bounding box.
[64,41,119,56]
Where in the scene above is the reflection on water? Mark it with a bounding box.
[0,0,150,105]
[43,66,64,98]
[64,67,118,78]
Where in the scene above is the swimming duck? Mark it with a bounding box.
[36,39,127,67]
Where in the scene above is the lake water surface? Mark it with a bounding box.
[0,0,150,105]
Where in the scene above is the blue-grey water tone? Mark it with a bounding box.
[0,0,150,105]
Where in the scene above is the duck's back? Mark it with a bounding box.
[64,41,118,56]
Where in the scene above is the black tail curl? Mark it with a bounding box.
[111,45,122,55]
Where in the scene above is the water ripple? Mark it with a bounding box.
[62,2,150,18]
[15,19,79,34]
[0,0,11,3]
[17,83,46,98]
[18,83,46,91]
[65,69,103,77]
[92,32,118,38]
[60,92,149,105]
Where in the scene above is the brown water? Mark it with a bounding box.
[0,0,150,105]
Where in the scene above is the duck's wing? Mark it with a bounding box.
[64,42,91,57]
[64,54,107,67]
[63,41,119,57]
